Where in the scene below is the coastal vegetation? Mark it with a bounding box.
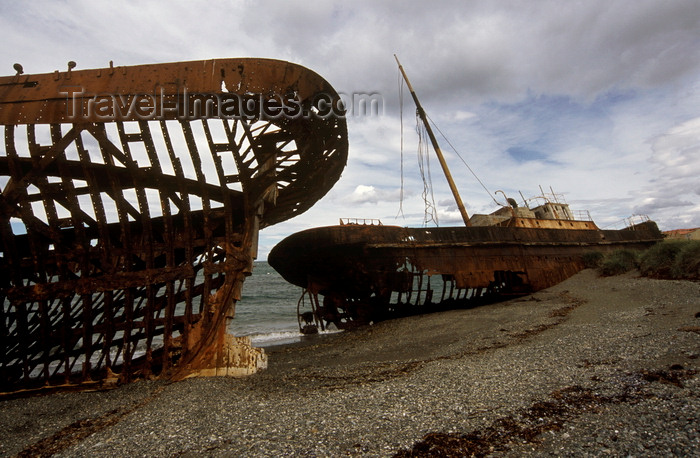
[584,240,700,279]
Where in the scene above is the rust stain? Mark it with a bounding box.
[269,221,663,331]
[0,58,348,394]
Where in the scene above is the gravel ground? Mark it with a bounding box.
[1,269,698,457]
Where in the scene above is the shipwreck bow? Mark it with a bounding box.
[0,58,348,393]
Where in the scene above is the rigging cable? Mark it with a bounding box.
[426,113,501,207]
[416,112,439,226]
[397,73,438,225]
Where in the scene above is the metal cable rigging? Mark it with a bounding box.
[425,113,500,207]
[416,113,439,226]
[397,70,438,226]
[397,69,499,225]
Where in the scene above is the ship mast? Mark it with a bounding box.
[395,55,471,226]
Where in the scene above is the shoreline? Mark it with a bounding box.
[1,269,698,456]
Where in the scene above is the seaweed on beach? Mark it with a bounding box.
[15,385,168,457]
[393,386,600,457]
[394,365,697,457]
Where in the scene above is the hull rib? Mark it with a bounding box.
[0,58,348,393]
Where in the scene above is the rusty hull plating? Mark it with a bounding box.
[0,58,348,393]
[268,220,663,331]
[270,58,663,333]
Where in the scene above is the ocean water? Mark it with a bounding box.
[228,261,316,347]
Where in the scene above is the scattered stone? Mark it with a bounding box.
[1,270,698,457]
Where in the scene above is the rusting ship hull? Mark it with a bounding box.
[0,58,348,393]
[268,221,662,329]
[270,57,664,332]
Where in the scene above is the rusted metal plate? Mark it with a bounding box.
[269,222,663,329]
[0,58,342,124]
[0,58,348,394]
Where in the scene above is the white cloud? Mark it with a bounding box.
[347,185,403,205]
[632,117,700,228]
[452,111,477,122]
[2,0,700,257]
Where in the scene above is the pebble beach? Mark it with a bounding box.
[1,269,698,456]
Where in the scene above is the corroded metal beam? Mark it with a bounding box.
[269,222,663,329]
[0,58,348,393]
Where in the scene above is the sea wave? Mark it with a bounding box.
[249,330,303,346]
[248,328,342,347]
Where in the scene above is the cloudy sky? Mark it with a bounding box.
[2,0,699,259]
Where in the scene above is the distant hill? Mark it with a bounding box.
[663,228,700,240]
